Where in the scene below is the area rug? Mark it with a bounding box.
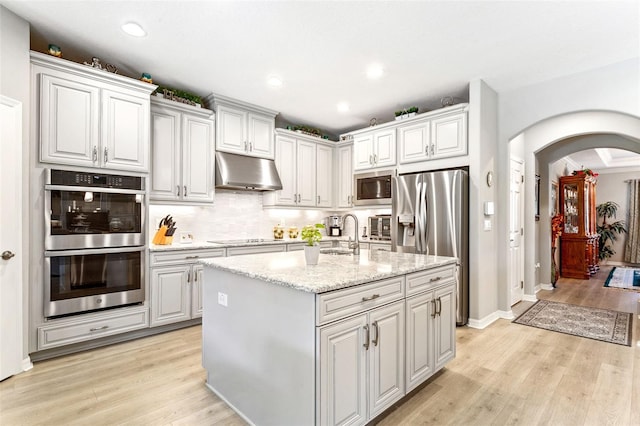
[604,266,640,291]
[513,300,632,346]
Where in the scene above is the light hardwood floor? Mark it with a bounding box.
[1,265,638,425]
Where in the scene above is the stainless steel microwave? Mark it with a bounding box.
[353,170,393,206]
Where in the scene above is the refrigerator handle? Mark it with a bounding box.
[415,180,423,253]
[423,180,429,256]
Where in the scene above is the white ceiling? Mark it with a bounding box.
[565,148,640,173]
[3,0,639,138]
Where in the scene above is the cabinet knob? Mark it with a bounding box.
[1,250,16,260]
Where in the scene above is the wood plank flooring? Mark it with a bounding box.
[1,265,638,425]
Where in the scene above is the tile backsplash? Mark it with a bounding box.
[149,190,389,243]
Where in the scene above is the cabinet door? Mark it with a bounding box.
[316,144,333,207]
[150,107,181,201]
[191,264,204,318]
[296,140,317,206]
[372,129,396,168]
[182,115,214,202]
[39,73,99,167]
[431,112,467,159]
[353,134,374,171]
[405,291,435,392]
[274,135,297,206]
[337,144,353,208]
[398,120,430,164]
[216,104,247,154]
[102,89,150,171]
[368,301,405,418]
[318,314,368,426]
[150,265,191,327]
[434,283,456,370]
[247,113,274,159]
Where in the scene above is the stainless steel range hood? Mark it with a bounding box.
[215,151,283,191]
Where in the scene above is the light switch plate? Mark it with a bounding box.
[218,292,228,307]
[484,219,492,231]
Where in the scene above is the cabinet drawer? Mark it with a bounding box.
[38,306,149,350]
[150,248,226,266]
[316,276,405,325]
[369,242,391,252]
[226,245,286,256]
[406,264,456,296]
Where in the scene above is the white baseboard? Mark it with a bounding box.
[22,356,33,372]
[497,309,515,320]
[467,311,500,329]
[539,281,554,291]
[523,294,538,302]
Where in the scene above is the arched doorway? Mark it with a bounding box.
[505,111,640,310]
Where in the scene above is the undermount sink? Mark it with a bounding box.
[320,248,352,256]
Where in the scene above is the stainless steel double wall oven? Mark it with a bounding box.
[44,169,146,318]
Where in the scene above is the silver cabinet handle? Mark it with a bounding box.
[176,185,180,197]
[104,146,108,163]
[362,294,380,302]
[371,321,379,346]
[437,297,442,316]
[185,256,200,259]
[429,276,442,283]
[249,142,253,152]
[92,146,98,162]
[373,153,377,164]
[244,141,248,152]
[187,271,191,283]
[2,251,15,260]
[194,270,198,282]
[90,325,109,332]
[184,185,187,196]
[363,324,370,350]
[431,299,437,318]
[369,154,373,165]
[430,144,435,156]
[425,144,429,155]
[317,195,320,204]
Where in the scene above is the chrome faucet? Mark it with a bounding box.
[342,213,360,255]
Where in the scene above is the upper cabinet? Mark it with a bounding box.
[32,51,155,172]
[398,105,468,164]
[336,143,354,208]
[206,93,277,159]
[353,128,396,171]
[264,129,334,208]
[149,97,215,203]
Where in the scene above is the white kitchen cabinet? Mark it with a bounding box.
[265,129,335,208]
[149,248,225,327]
[405,266,456,392]
[226,244,286,257]
[369,242,391,252]
[353,129,396,171]
[150,97,214,203]
[33,51,154,172]
[336,143,354,208]
[318,299,405,425]
[208,94,277,159]
[316,143,333,207]
[398,105,468,164]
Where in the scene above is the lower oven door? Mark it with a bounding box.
[44,246,145,318]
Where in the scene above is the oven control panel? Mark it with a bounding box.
[49,169,143,190]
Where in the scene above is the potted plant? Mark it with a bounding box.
[596,201,627,262]
[301,223,325,265]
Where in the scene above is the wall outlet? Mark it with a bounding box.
[218,292,228,307]
[483,219,492,231]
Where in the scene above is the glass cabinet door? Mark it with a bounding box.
[563,183,579,234]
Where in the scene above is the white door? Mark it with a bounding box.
[216,105,247,154]
[509,158,525,305]
[405,291,435,392]
[102,89,149,171]
[316,144,333,207]
[398,121,429,164]
[368,301,405,419]
[372,129,396,168]
[191,264,204,318]
[337,145,353,208]
[295,140,317,206]
[0,96,24,380]
[182,115,214,202]
[274,135,297,205]
[353,134,374,170]
[247,113,274,159]
[431,112,467,159]
[149,107,181,201]
[434,283,456,370]
[150,266,191,326]
[318,314,368,426]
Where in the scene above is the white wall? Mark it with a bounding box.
[0,5,30,364]
[596,171,640,263]
[498,58,640,314]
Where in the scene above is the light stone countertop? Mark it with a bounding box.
[200,249,457,293]
[149,237,390,251]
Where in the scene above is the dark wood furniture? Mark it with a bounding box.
[559,174,598,279]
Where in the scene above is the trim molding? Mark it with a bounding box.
[21,357,33,372]
[467,311,500,329]
[523,294,538,302]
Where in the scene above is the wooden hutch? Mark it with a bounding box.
[559,173,598,279]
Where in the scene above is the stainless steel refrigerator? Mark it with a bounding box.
[391,169,469,325]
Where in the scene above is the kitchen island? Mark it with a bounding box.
[200,249,458,426]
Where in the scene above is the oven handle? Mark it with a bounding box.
[44,184,145,195]
[45,246,145,257]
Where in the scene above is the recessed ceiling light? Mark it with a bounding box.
[121,22,146,37]
[337,102,350,113]
[267,75,283,87]
[366,63,384,79]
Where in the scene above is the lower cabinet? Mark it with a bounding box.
[318,300,405,425]
[405,281,456,392]
[150,248,225,327]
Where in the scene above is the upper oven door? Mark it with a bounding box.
[45,185,145,250]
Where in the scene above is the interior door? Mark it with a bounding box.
[509,158,524,305]
[0,96,24,380]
